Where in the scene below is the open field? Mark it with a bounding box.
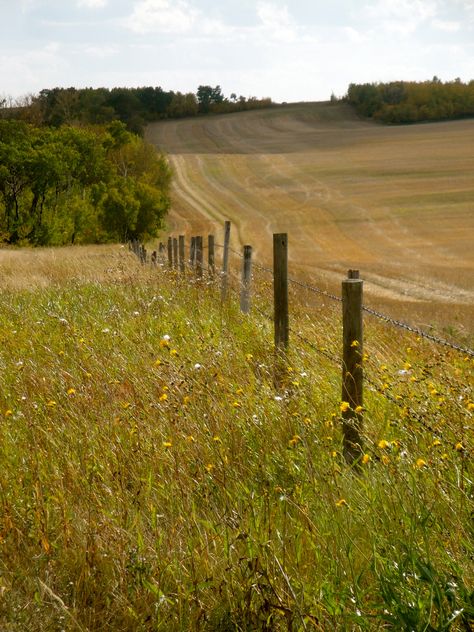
[146,102,474,337]
[0,245,472,630]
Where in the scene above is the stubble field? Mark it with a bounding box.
[146,102,474,338]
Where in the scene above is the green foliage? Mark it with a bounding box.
[347,78,474,124]
[3,86,274,133]
[0,120,170,245]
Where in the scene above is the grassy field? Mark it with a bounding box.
[0,245,472,630]
[146,102,474,337]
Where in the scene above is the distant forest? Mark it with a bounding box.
[1,85,274,135]
[346,78,474,124]
[0,85,273,246]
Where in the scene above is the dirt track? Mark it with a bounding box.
[146,102,474,332]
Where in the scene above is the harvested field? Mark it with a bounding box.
[146,102,474,337]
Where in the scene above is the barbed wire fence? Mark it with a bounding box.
[130,224,473,466]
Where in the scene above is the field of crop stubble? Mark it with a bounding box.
[147,102,474,339]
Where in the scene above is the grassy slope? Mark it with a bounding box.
[146,102,474,336]
[0,245,472,630]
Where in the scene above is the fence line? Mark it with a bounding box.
[215,241,473,356]
[131,224,472,466]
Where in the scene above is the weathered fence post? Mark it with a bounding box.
[341,269,364,466]
[221,221,231,301]
[179,235,185,273]
[167,237,173,269]
[273,233,289,351]
[208,234,215,276]
[151,251,157,267]
[173,238,178,269]
[190,237,196,268]
[240,245,253,314]
[195,236,203,277]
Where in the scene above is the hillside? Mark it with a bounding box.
[0,244,472,630]
[146,102,474,334]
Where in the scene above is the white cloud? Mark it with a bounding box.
[256,2,297,42]
[77,0,108,7]
[126,0,199,34]
[364,0,439,34]
[431,18,461,31]
[84,45,118,57]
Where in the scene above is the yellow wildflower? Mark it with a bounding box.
[455,442,464,452]
[232,401,241,408]
[340,401,350,413]
[46,400,56,407]
[159,393,168,402]
[381,455,390,465]
[362,454,371,464]
[235,388,244,395]
[170,349,178,356]
[67,388,76,396]
[415,458,427,469]
[355,405,363,413]
[467,402,474,411]
[212,436,221,443]
[350,340,359,348]
[205,463,214,473]
[162,441,172,448]
[378,439,390,449]
[121,402,131,409]
[154,359,161,366]
[431,439,442,447]
[335,498,347,507]
[245,353,253,361]
[288,435,301,447]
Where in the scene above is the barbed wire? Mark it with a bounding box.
[361,305,474,357]
[138,240,474,357]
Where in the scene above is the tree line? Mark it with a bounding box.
[0,119,171,246]
[346,77,474,124]
[1,85,274,135]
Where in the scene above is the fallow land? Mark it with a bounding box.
[147,102,474,337]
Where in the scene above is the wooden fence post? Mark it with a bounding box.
[167,237,173,269]
[240,245,253,314]
[173,237,178,269]
[179,235,185,273]
[273,233,289,351]
[208,234,215,276]
[341,269,364,466]
[195,236,203,277]
[221,221,231,300]
[151,251,157,266]
[190,237,196,267]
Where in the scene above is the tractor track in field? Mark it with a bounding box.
[146,103,474,325]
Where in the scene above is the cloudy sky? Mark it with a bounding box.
[1,0,473,103]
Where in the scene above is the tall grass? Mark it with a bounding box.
[0,246,472,630]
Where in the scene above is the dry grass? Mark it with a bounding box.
[0,245,472,630]
[146,102,474,335]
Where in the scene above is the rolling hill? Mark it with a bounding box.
[146,102,474,333]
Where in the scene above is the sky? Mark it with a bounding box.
[1,0,474,103]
